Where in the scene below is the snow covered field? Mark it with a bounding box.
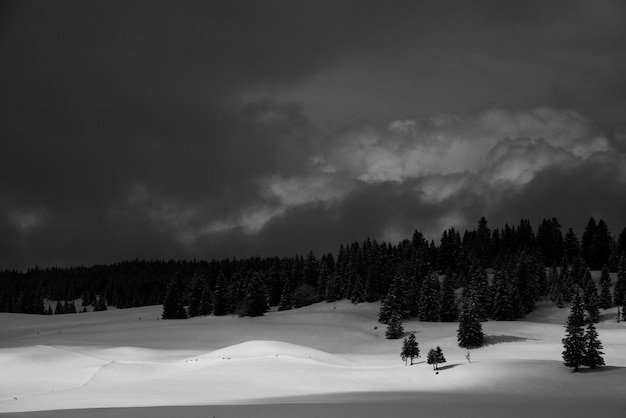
[1,301,625,417]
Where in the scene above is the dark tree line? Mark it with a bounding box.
[1,216,625,321]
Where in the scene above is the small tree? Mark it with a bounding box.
[427,346,447,371]
[562,292,586,372]
[583,323,604,369]
[386,312,404,339]
[400,333,420,365]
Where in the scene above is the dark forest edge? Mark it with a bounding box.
[1,216,626,324]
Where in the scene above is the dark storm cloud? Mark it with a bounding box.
[1,1,625,269]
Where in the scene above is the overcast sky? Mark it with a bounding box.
[1,0,625,270]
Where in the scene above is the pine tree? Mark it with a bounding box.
[562,292,586,372]
[378,273,408,324]
[277,277,293,311]
[162,275,187,319]
[583,323,604,369]
[457,298,483,348]
[599,265,612,309]
[426,346,447,371]
[436,346,446,367]
[419,273,440,322]
[400,333,420,365]
[54,300,65,315]
[582,276,600,323]
[563,227,581,265]
[239,272,269,317]
[385,312,404,339]
[186,273,206,318]
[212,272,229,316]
[581,217,597,266]
[614,257,626,306]
[198,284,213,316]
[439,271,458,322]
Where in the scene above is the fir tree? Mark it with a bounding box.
[598,265,612,309]
[563,227,581,265]
[419,273,440,322]
[562,292,586,372]
[400,333,420,365]
[582,276,600,323]
[614,257,626,306]
[162,275,187,319]
[378,273,408,324]
[238,272,269,317]
[277,277,293,311]
[198,284,213,316]
[457,298,483,348]
[491,259,516,320]
[439,271,458,322]
[385,312,404,339]
[54,300,65,315]
[212,272,229,316]
[427,346,447,371]
[583,323,604,369]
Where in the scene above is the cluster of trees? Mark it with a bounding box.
[1,217,625,324]
[399,333,447,371]
[562,292,605,372]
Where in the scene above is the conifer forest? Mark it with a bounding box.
[1,216,625,325]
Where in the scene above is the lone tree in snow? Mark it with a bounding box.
[457,298,483,348]
[427,346,447,371]
[562,292,586,372]
[401,333,420,366]
[386,312,404,339]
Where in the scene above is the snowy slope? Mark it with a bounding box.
[0,300,625,415]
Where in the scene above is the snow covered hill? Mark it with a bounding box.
[0,301,624,417]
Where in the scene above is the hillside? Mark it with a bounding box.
[0,300,625,417]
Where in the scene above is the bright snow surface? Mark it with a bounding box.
[0,300,625,417]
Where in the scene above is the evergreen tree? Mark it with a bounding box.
[212,272,229,316]
[400,333,420,365]
[439,271,458,322]
[419,273,440,322]
[198,284,213,316]
[563,227,581,265]
[581,217,597,266]
[583,323,604,369]
[599,265,612,309]
[427,346,447,371]
[162,275,187,319]
[277,277,293,311]
[238,272,269,317]
[457,298,483,348]
[614,257,626,306]
[536,217,564,266]
[491,260,516,320]
[385,312,404,339]
[378,273,408,324]
[95,295,108,312]
[186,273,205,318]
[589,219,612,270]
[562,292,586,372]
[54,300,65,315]
[582,275,600,323]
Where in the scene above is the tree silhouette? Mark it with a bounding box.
[562,292,586,372]
[400,333,420,365]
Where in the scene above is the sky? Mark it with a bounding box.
[1,0,626,270]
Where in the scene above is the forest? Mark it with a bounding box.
[1,216,625,324]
